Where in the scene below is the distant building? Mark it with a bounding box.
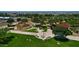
[0,17,10,19]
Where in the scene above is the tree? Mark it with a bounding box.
[7,18,14,24]
[0,28,13,44]
[17,18,22,21]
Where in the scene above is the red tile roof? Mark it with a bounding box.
[58,22,70,29]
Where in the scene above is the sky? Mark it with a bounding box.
[0,0,79,11]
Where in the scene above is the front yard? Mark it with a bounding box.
[0,33,79,47]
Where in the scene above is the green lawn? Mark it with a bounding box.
[26,28,38,33]
[0,33,79,47]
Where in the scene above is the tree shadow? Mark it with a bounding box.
[0,36,14,44]
[54,35,69,42]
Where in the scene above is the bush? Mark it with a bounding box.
[0,28,14,44]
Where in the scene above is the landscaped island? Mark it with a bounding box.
[0,11,79,47]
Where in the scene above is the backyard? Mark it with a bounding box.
[0,33,79,47]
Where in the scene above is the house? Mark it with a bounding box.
[72,27,79,35]
[56,21,70,29]
[8,22,19,30]
[0,19,8,29]
[14,18,33,31]
[70,22,79,35]
[75,27,79,34]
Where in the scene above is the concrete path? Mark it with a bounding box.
[9,30,37,36]
[66,35,79,41]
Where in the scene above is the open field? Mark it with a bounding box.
[0,33,79,47]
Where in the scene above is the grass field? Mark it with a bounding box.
[0,33,79,47]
